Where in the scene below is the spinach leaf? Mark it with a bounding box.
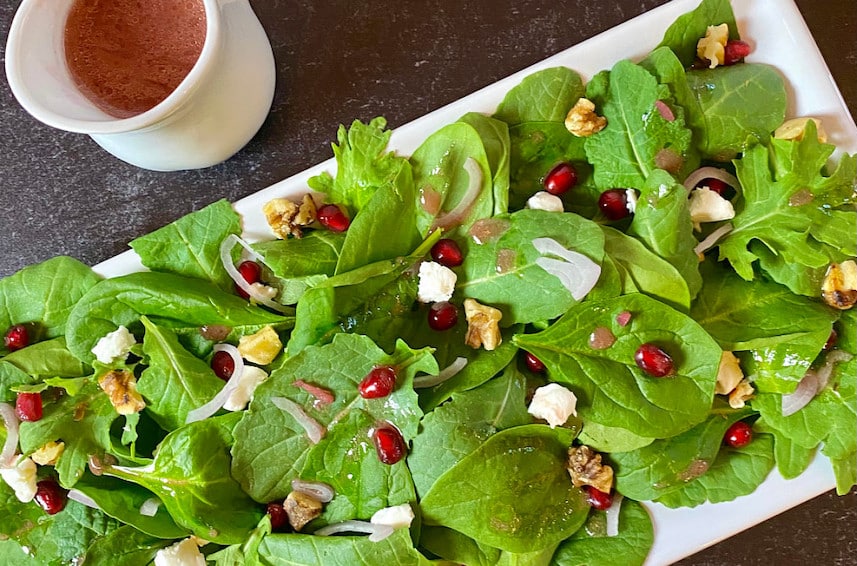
[0,256,100,342]
[253,231,345,304]
[552,499,653,566]
[258,528,432,566]
[137,316,224,431]
[459,112,512,216]
[105,412,261,544]
[408,365,532,498]
[419,526,501,566]
[129,199,241,291]
[691,261,836,393]
[612,404,754,501]
[65,271,292,363]
[685,64,786,160]
[82,525,173,566]
[577,421,653,454]
[514,294,721,438]
[657,0,737,66]
[585,61,694,190]
[0,336,90,402]
[18,380,117,488]
[457,209,605,325]
[420,424,587,553]
[655,433,774,508]
[232,335,436,519]
[208,516,270,566]
[494,67,584,124]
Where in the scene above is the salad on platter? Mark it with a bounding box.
[1,0,855,564]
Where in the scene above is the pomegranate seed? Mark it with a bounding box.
[523,351,546,374]
[634,343,675,377]
[15,392,43,422]
[266,502,289,531]
[235,260,262,299]
[372,423,407,465]
[359,366,397,399]
[211,350,235,381]
[823,328,838,352]
[317,204,351,232]
[585,485,614,510]
[723,40,752,65]
[34,479,67,515]
[427,301,458,331]
[430,238,464,267]
[598,189,633,221]
[4,324,29,351]
[724,421,753,448]
[543,163,578,195]
[697,178,736,200]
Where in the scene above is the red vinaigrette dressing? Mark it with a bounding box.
[64,0,207,119]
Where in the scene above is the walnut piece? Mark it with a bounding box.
[564,98,607,137]
[263,194,317,239]
[696,24,729,69]
[715,351,744,395]
[31,441,65,466]
[729,379,755,409]
[567,445,613,494]
[822,260,857,310]
[238,325,283,365]
[774,117,828,144]
[98,369,146,415]
[463,298,503,351]
[283,491,323,531]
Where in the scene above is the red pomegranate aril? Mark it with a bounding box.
[16,392,43,422]
[523,351,546,374]
[266,502,289,531]
[211,350,235,381]
[430,238,464,267]
[585,485,614,511]
[317,204,351,232]
[697,177,736,200]
[235,260,262,299]
[4,324,29,352]
[359,366,397,399]
[598,189,632,221]
[34,479,68,515]
[723,40,752,65]
[724,421,753,448]
[634,343,675,377]
[428,301,458,331]
[543,163,578,195]
[373,423,406,465]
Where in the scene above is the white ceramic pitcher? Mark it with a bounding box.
[5,0,276,171]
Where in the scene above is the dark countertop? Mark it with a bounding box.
[1,0,855,564]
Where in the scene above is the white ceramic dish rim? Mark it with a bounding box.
[91,0,857,564]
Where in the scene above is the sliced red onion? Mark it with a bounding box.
[69,489,101,510]
[532,238,601,301]
[693,223,734,256]
[0,402,19,468]
[220,234,289,313]
[815,350,852,391]
[186,344,245,424]
[314,519,394,542]
[291,479,335,503]
[293,380,335,406]
[655,100,675,122]
[271,396,326,444]
[682,167,740,193]
[432,158,483,231]
[139,498,161,516]
[413,357,468,389]
[605,493,623,537]
[782,350,853,417]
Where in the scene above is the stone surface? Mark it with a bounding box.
[1,0,855,563]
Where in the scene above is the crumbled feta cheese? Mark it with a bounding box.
[688,187,735,230]
[625,189,638,214]
[370,503,415,530]
[154,538,206,566]
[91,326,137,364]
[564,97,607,137]
[526,191,564,212]
[697,24,729,69]
[223,366,269,412]
[417,261,457,303]
[238,325,283,365]
[527,383,578,428]
[0,457,38,502]
[249,282,279,301]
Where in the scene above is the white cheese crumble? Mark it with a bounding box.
[154,538,206,566]
[417,261,457,303]
[526,191,564,212]
[0,456,38,502]
[223,366,269,412]
[625,189,638,214]
[688,187,735,230]
[527,383,578,428]
[249,282,279,301]
[370,503,415,530]
[91,326,137,364]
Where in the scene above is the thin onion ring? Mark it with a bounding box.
[532,238,601,300]
[314,520,395,542]
[693,223,733,256]
[782,350,853,417]
[605,493,623,537]
[682,167,740,193]
[413,357,468,389]
[69,489,101,510]
[220,234,289,313]
[139,498,161,517]
[271,396,326,444]
[291,479,335,503]
[432,158,483,231]
[186,344,245,423]
[0,402,19,468]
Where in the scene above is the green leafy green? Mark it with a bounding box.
[253,231,345,304]
[259,528,431,566]
[82,525,173,566]
[494,67,585,124]
[459,112,512,216]
[657,0,738,66]
[0,336,89,401]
